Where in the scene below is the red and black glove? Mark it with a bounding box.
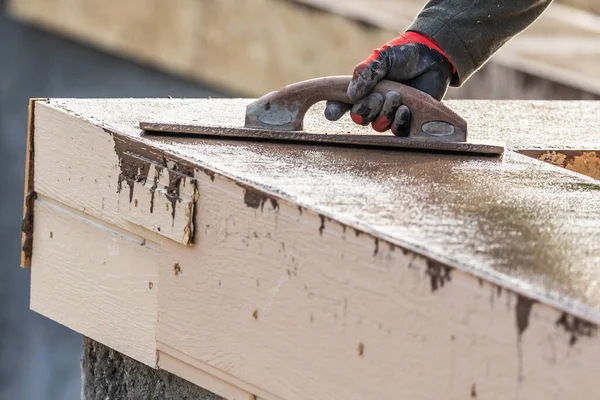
[325,32,455,136]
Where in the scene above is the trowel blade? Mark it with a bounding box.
[139,122,505,156]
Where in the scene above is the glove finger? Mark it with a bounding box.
[347,49,389,102]
[372,91,402,132]
[391,105,411,137]
[350,92,384,126]
[325,101,351,121]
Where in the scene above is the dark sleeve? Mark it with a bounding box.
[407,0,553,86]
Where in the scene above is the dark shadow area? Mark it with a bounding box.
[0,4,225,399]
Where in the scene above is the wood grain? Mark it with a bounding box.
[20,98,43,267]
[159,343,269,400]
[34,103,196,245]
[30,197,159,366]
[156,168,600,400]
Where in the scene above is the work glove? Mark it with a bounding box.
[325,32,455,136]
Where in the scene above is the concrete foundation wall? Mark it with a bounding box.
[82,337,222,400]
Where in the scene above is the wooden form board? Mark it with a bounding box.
[558,0,600,14]
[20,98,42,267]
[7,0,600,99]
[26,98,600,399]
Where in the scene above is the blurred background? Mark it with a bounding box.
[1,0,599,398]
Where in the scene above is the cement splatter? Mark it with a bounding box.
[166,170,183,220]
[357,342,365,356]
[515,294,536,383]
[515,295,536,336]
[109,129,195,222]
[319,215,325,235]
[150,166,163,213]
[203,169,215,182]
[555,312,598,346]
[426,260,452,292]
[112,134,151,203]
[240,185,278,211]
[21,190,37,262]
[21,100,37,266]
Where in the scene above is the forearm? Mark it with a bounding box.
[408,0,553,85]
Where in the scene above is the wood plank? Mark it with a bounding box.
[34,102,197,245]
[158,343,270,400]
[7,0,600,98]
[30,196,159,366]
[21,98,46,267]
[155,164,600,400]
[557,0,600,15]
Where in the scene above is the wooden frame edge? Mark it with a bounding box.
[21,98,47,268]
[157,343,280,400]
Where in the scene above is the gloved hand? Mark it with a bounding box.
[325,31,455,136]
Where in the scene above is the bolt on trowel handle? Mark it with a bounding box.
[244,75,467,142]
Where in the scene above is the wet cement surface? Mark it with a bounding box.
[47,98,600,321]
[0,8,223,399]
[141,99,600,150]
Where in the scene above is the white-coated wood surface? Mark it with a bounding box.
[158,343,267,400]
[156,169,600,400]
[27,99,600,400]
[30,197,159,366]
[34,103,196,245]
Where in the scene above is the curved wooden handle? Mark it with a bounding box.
[244,75,467,142]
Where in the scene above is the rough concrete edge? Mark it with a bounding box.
[20,98,47,268]
[81,337,224,400]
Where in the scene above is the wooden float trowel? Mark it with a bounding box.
[140,76,504,155]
